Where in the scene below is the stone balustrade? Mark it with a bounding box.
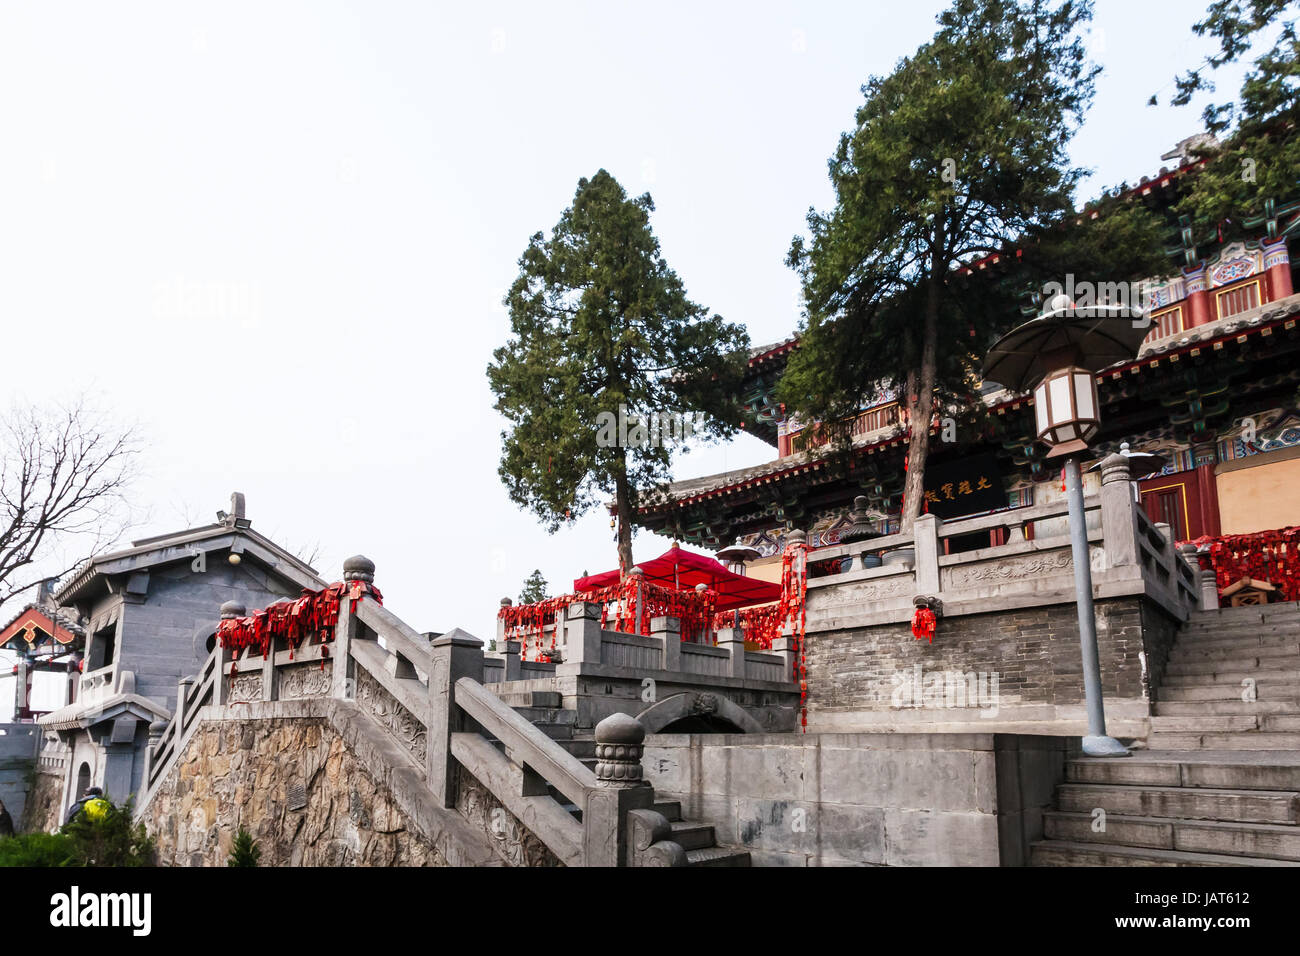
[136,554,688,866]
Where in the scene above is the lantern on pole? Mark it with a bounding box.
[983,294,1151,757]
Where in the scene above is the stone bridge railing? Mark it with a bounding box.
[802,453,1205,631]
[137,557,688,866]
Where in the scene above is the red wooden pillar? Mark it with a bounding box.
[1263,238,1293,301]
[1184,263,1213,327]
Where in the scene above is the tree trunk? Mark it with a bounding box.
[900,271,941,532]
[613,453,635,575]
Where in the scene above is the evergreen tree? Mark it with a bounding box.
[780,0,1164,530]
[488,170,750,572]
[1161,0,1298,226]
[228,826,261,867]
[518,569,549,605]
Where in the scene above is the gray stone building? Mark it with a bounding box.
[35,494,322,823]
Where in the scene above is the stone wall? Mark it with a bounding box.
[804,596,1159,736]
[142,716,448,866]
[644,732,1073,867]
[21,769,64,833]
[0,723,38,827]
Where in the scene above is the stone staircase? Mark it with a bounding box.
[1032,603,1300,866]
[490,688,751,866]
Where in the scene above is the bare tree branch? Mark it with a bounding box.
[0,396,139,611]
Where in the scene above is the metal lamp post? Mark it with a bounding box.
[984,294,1152,757]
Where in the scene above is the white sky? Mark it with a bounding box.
[0,1,1248,715]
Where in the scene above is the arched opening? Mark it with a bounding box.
[657,714,747,734]
[75,762,91,799]
[205,633,217,655]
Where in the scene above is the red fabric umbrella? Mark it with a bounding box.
[573,542,779,612]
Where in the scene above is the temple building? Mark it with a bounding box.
[30,494,322,822]
[636,144,1300,576]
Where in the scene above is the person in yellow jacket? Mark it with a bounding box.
[64,786,110,825]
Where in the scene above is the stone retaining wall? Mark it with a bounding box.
[142,716,448,866]
[644,732,1073,866]
[805,596,1174,737]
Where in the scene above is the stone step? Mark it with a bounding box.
[1172,636,1300,654]
[1149,715,1261,733]
[510,706,576,725]
[1169,643,1300,662]
[1044,810,1300,861]
[1148,731,1300,751]
[557,738,596,759]
[1185,606,1300,624]
[489,689,564,708]
[686,846,751,867]
[671,822,717,851]
[1067,755,1300,791]
[1158,683,1298,701]
[1154,699,1300,716]
[1056,782,1300,824]
[1160,669,1300,686]
[1166,655,1300,675]
[531,722,573,740]
[1030,840,1294,867]
[655,801,682,823]
[1266,715,1300,731]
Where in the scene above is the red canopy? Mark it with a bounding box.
[573,542,779,612]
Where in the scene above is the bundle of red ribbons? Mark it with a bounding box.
[1192,526,1300,602]
[216,579,383,675]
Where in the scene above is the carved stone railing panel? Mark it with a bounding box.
[279,661,334,700]
[355,669,427,765]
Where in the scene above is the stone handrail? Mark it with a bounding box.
[801,454,1203,631]
[137,559,684,865]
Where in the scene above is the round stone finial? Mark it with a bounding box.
[594,713,647,788]
[343,554,376,583]
[148,718,168,738]
[595,711,646,746]
[786,529,807,546]
[220,600,246,619]
[1099,452,1131,486]
[500,596,513,607]
[626,566,643,577]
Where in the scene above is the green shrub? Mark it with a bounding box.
[227,826,261,867]
[60,798,156,867]
[0,831,76,867]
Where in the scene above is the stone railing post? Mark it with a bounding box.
[502,638,522,680]
[589,713,655,866]
[1199,568,1221,610]
[176,674,195,728]
[144,717,166,781]
[717,626,745,678]
[427,630,485,809]
[913,513,942,595]
[213,601,243,707]
[628,567,645,635]
[496,597,511,649]
[774,626,796,683]
[331,556,375,700]
[1099,453,1138,569]
[565,602,603,666]
[652,616,680,672]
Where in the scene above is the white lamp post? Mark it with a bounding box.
[984,294,1151,757]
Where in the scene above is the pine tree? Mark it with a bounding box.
[228,826,261,867]
[780,0,1164,530]
[488,170,750,572]
[1161,0,1298,227]
[519,569,549,605]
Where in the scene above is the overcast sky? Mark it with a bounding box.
[0,1,1249,713]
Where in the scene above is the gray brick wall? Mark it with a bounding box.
[805,596,1165,722]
